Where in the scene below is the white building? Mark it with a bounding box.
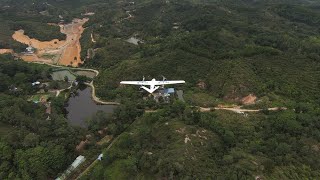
[55,155,86,180]
[25,46,35,54]
[97,153,103,161]
[31,81,40,86]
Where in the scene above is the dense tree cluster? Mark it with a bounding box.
[0,56,51,94]
[0,55,82,179]
[86,101,143,135]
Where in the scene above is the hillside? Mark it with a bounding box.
[1,0,320,179]
[82,102,320,179]
[77,0,320,179]
[78,0,320,105]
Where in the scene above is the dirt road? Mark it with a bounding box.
[12,30,65,50]
[0,49,13,54]
[84,81,120,105]
[199,106,287,113]
[58,18,88,66]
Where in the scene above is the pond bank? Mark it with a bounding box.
[84,82,120,105]
[30,61,119,105]
[66,87,117,127]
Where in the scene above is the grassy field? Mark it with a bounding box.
[74,70,96,79]
[51,69,77,81]
[28,93,54,103]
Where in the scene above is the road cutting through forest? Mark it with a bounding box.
[199,106,287,113]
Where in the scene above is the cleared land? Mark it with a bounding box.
[12,30,65,49]
[28,93,53,103]
[19,54,53,63]
[11,18,88,67]
[0,49,13,54]
[58,18,88,66]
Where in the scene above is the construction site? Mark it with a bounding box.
[10,18,88,67]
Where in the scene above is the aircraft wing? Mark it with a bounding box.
[120,81,150,85]
[155,80,185,85]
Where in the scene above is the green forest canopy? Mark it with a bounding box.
[1,0,320,179]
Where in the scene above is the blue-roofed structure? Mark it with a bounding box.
[165,88,175,94]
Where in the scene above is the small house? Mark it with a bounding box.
[26,46,35,54]
[97,154,103,161]
[165,88,175,94]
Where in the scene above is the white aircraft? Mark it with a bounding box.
[120,77,185,93]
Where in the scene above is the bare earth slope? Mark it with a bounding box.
[11,18,88,67]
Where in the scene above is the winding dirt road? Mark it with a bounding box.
[85,81,120,105]
[199,106,287,113]
[0,49,13,54]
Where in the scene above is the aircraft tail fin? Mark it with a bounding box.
[140,86,154,93]
[140,86,160,93]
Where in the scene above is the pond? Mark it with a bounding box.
[66,87,116,127]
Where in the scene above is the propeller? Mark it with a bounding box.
[160,75,166,88]
[140,76,145,89]
[161,75,166,81]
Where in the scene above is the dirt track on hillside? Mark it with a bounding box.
[58,18,88,66]
[20,54,52,63]
[199,106,287,113]
[0,49,13,54]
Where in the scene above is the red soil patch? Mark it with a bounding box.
[12,30,65,50]
[241,94,257,105]
[20,54,52,63]
[58,18,88,67]
[11,18,89,67]
[0,49,13,54]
